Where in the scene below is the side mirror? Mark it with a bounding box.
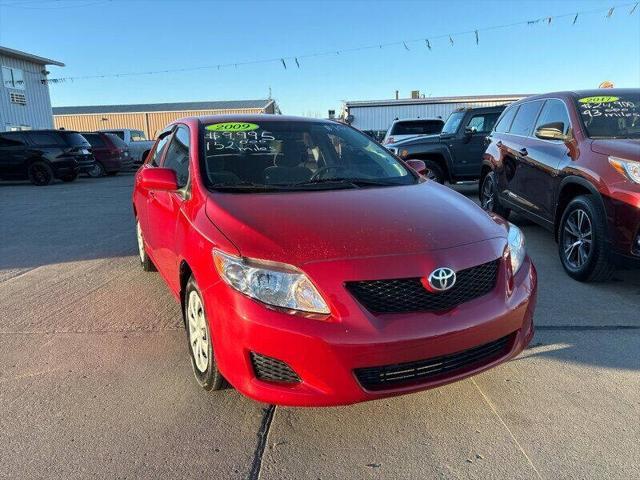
[535,122,567,141]
[138,167,178,191]
[405,159,427,175]
[464,126,477,135]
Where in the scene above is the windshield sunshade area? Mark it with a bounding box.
[201,121,417,192]
[576,94,640,139]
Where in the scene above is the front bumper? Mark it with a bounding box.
[202,239,537,407]
[603,190,640,265]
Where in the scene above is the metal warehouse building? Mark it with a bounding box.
[53,99,280,139]
[344,94,528,133]
[0,46,64,131]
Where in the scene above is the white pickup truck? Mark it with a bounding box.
[99,129,155,166]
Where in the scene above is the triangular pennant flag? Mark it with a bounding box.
[403,41,410,51]
[280,58,287,69]
[449,35,454,46]
[607,7,615,18]
[425,39,431,50]
[573,13,578,24]
[475,30,479,44]
[547,16,552,24]
[631,3,638,15]
[295,57,300,68]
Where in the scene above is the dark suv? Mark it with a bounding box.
[0,130,95,185]
[387,106,505,183]
[480,88,640,281]
[81,132,132,177]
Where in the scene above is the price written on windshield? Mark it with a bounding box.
[579,100,638,118]
[205,130,276,152]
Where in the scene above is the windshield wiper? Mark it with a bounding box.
[289,178,404,188]
[209,181,289,192]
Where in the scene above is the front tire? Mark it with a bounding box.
[480,171,510,219]
[28,162,53,186]
[420,160,445,184]
[558,195,614,282]
[185,277,224,391]
[136,220,156,272]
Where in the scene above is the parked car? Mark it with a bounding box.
[382,117,444,145]
[387,106,505,183]
[362,130,386,143]
[80,132,133,177]
[480,88,640,281]
[133,115,536,407]
[0,129,94,186]
[99,128,154,166]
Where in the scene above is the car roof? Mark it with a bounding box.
[173,114,338,126]
[512,88,639,104]
[392,117,444,123]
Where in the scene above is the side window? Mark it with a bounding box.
[494,106,518,133]
[149,132,172,167]
[509,101,544,137]
[161,126,190,188]
[534,99,571,136]
[0,132,26,147]
[131,131,147,142]
[25,132,65,146]
[467,112,501,133]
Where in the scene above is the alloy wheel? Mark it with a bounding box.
[562,208,593,269]
[187,291,209,373]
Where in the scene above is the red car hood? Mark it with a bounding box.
[205,182,506,265]
[591,138,640,159]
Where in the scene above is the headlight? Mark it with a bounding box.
[212,249,330,315]
[609,156,640,184]
[507,223,526,274]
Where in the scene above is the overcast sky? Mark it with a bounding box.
[0,0,638,115]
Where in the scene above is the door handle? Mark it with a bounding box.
[518,148,528,157]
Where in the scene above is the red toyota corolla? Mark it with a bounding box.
[133,115,537,407]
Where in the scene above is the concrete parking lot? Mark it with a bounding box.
[1,175,638,480]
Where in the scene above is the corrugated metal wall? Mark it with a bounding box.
[348,100,515,131]
[0,55,54,131]
[54,108,268,139]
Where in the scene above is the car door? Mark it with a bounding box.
[497,100,545,212]
[451,111,501,178]
[0,132,29,179]
[135,129,173,245]
[516,99,573,222]
[144,125,191,291]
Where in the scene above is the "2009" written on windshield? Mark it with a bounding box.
[205,131,276,153]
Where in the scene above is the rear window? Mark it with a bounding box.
[81,133,106,148]
[105,133,127,148]
[59,132,91,147]
[509,101,544,137]
[390,120,443,136]
[103,130,125,140]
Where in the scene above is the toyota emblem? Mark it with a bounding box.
[427,267,457,292]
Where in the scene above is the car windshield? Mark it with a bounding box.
[441,112,465,135]
[575,93,640,139]
[201,120,417,192]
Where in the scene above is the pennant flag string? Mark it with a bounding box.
[37,1,638,85]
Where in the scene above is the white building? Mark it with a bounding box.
[0,46,64,131]
[344,94,529,134]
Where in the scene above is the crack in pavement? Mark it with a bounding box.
[472,378,544,480]
[249,405,276,480]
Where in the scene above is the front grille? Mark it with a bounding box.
[250,352,300,384]
[345,259,499,313]
[354,334,512,391]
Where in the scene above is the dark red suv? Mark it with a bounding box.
[81,132,132,177]
[481,89,640,281]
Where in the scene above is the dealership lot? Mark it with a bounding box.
[1,176,638,479]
